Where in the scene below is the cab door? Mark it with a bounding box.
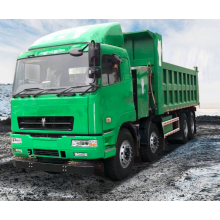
[100,51,135,133]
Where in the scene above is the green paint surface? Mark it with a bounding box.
[162,115,173,135]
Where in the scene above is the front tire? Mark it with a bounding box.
[104,129,135,181]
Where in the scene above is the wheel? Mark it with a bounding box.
[176,113,189,144]
[104,128,135,181]
[140,123,161,162]
[186,111,195,140]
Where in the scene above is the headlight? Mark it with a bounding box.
[11,137,22,144]
[13,148,22,153]
[71,140,97,147]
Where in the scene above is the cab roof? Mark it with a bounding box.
[29,22,124,51]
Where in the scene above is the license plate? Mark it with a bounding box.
[74,153,88,157]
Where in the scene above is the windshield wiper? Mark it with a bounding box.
[12,88,43,98]
[56,85,90,97]
[33,87,66,98]
[80,84,100,96]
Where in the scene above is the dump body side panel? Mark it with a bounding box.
[162,62,199,113]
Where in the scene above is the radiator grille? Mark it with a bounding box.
[17,117,73,131]
[33,149,59,157]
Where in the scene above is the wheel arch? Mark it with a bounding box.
[119,122,138,151]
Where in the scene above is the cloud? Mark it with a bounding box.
[0,19,98,83]
[161,20,220,81]
[0,19,219,102]
[156,20,220,102]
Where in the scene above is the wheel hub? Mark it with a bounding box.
[150,131,159,153]
[119,140,133,168]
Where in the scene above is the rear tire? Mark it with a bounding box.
[140,123,161,162]
[176,113,189,144]
[186,111,195,140]
[104,129,135,181]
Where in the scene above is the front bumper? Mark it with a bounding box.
[13,159,94,175]
[10,133,116,160]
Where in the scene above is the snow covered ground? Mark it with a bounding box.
[0,84,12,121]
[196,109,220,116]
[0,119,220,201]
[196,103,220,116]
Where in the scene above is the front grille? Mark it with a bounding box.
[33,149,59,157]
[18,117,73,131]
[29,133,63,138]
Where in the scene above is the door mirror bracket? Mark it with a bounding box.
[88,67,101,79]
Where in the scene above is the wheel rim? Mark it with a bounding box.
[150,131,159,153]
[183,119,188,137]
[119,140,132,168]
[191,114,194,134]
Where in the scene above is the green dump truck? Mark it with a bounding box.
[11,23,199,180]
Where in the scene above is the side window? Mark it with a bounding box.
[102,55,120,86]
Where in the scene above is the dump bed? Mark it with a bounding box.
[123,31,199,116]
[162,62,199,114]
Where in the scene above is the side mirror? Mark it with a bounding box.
[69,48,83,57]
[88,67,101,79]
[89,42,100,67]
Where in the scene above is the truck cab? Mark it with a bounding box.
[11,23,138,180]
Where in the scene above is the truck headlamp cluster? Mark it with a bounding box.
[71,140,97,147]
[11,137,22,144]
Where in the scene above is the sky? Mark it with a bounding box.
[0,19,219,103]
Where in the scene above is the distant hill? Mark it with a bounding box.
[0,84,12,121]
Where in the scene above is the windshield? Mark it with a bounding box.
[12,53,93,95]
